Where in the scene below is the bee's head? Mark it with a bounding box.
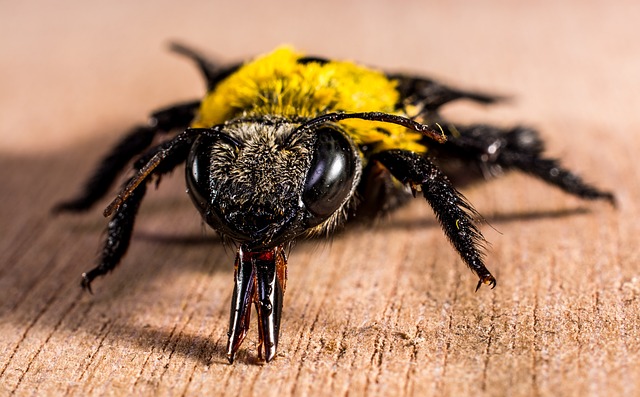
[186,116,361,248]
[185,112,441,248]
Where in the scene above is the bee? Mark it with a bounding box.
[55,44,614,363]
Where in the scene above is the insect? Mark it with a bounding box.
[55,44,615,363]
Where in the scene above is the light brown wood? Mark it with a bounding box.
[2,1,639,396]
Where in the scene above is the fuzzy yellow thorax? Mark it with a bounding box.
[193,46,426,153]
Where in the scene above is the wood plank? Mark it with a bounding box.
[1,1,639,396]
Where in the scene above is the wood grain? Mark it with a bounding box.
[1,1,639,396]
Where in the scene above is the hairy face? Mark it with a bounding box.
[186,120,361,248]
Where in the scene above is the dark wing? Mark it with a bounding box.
[169,42,242,91]
[387,73,505,116]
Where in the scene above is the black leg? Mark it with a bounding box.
[53,100,200,213]
[388,74,504,115]
[81,177,146,293]
[372,150,496,290]
[429,124,615,204]
[80,130,197,292]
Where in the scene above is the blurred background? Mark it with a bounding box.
[1,1,639,396]
[2,0,638,156]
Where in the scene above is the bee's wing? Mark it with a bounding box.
[388,73,507,113]
[170,42,242,91]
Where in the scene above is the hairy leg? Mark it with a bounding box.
[429,124,615,204]
[80,131,196,291]
[372,149,496,290]
[53,100,200,212]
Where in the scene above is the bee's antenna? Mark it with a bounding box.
[293,112,446,143]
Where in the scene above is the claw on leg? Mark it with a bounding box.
[475,274,497,292]
[226,245,287,363]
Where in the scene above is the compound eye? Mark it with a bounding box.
[186,133,239,215]
[302,127,357,226]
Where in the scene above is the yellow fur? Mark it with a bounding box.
[192,46,426,153]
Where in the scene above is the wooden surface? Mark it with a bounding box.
[1,1,639,396]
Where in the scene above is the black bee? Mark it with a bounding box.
[55,44,614,363]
